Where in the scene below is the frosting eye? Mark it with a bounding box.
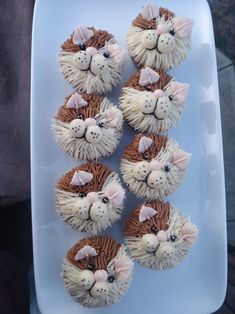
[170,235,177,242]
[77,113,85,120]
[102,197,109,204]
[87,263,95,271]
[144,85,152,91]
[150,225,158,234]
[79,192,87,197]
[98,122,104,128]
[143,155,150,161]
[147,25,154,30]
[169,30,175,36]
[107,275,115,283]
[164,165,170,172]
[168,95,173,101]
[103,51,110,58]
[79,43,86,50]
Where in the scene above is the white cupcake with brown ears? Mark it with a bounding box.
[120,67,189,133]
[120,133,191,200]
[124,201,198,270]
[56,162,125,234]
[127,3,193,70]
[52,92,123,161]
[62,236,133,307]
[59,26,126,94]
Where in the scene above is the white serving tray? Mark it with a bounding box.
[31,1,227,313]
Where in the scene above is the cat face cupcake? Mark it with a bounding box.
[59,26,125,94]
[56,163,125,234]
[127,3,193,69]
[62,236,133,307]
[52,93,123,161]
[120,67,189,133]
[124,201,198,270]
[121,134,191,200]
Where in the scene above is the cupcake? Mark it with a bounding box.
[52,92,123,161]
[120,67,189,133]
[120,133,191,200]
[127,3,193,69]
[56,163,125,234]
[62,236,133,307]
[59,26,125,94]
[124,201,198,270]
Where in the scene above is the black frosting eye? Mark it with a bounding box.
[77,113,84,120]
[143,155,150,161]
[170,235,177,242]
[169,95,173,101]
[169,30,175,36]
[150,225,158,234]
[147,25,154,30]
[87,263,95,271]
[98,122,104,128]
[144,85,152,91]
[79,192,87,197]
[103,51,110,58]
[79,43,86,50]
[164,165,170,172]
[102,197,109,204]
[107,275,115,283]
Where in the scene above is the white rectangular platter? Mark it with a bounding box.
[31,0,227,313]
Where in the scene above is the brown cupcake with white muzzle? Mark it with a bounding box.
[127,3,193,69]
[56,163,125,234]
[62,236,133,307]
[124,201,198,270]
[59,26,126,94]
[120,67,189,133]
[52,92,123,161]
[120,133,191,200]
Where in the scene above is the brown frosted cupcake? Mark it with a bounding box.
[59,25,126,94]
[62,236,133,307]
[120,133,191,200]
[124,201,198,270]
[52,92,123,161]
[127,3,193,69]
[120,67,189,133]
[56,162,125,234]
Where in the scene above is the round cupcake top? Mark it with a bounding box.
[127,3,193,69]
[124,201,198,270]
[59,26,126,94]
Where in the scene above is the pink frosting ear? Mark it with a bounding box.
[70,171,93,186]
[106,108,122,127]
[106,44,125,64]
[75,245,98,261]
[172,152,191,170]
[139,67,160,86]
[72,26,94,44]
[170,82,190,104]
[66,93,88,109]
[104,184,125,206]
[139,205,158,222]
[182,222,198,244]
[138,136,153,153]
[173,17,193,38]
[141,3,159,21]
[115,256,133,279]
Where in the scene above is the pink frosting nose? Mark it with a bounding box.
[85,118,96,127]
[86,47,98,56]
[87,192,99,203]
[153,89,165,98]
[94,270,108,282]
[156,24,168,35]
[157,230,168,242]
